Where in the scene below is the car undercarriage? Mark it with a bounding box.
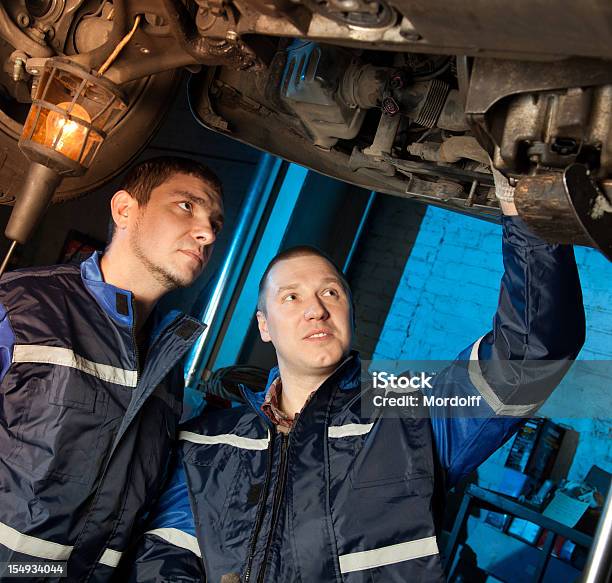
[0,0,611,258]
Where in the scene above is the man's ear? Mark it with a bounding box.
[109,190,137,232]
[256,310,271,343]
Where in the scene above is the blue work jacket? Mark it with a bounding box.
[128,217,585,583]
[0,253,204,582]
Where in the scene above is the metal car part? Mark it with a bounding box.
[0,3,54,58]
[0,0,610,256]
[249,1,612,61]
[188,52,499,217]
[301,0,396,29]
[493,85,612,177]
[279,42,369,149]
[277,42,459,150]
[408,136,489,165]
[392,0,612,61]
[515,165,612,260]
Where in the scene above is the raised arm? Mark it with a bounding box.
[429,214,586,487]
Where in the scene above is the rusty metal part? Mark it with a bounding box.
[409,136,489,164]
[26,0,85,55]
[456,56,469,108]
[25,0,67,25]
[0,2,53,56]
[89,0,262,84]
[250,12,408,52]
[515,164,612,259]
[364,112,401,157]
[383,154,495,186]
[402,172,463,200]
[159,0,260,69]
[465,57,612,177]
[494,85,612,175]
[104,48,196,84]
[24,56,48,75]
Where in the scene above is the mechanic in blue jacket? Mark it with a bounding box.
[0,156,224,582]
[127,194,585,582]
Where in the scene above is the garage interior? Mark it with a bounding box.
[0,78,610,583]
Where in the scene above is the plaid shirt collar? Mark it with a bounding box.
[260,353,361,429]
[261,376,295,429]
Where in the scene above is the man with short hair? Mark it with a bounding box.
[0,156,224,581]
[129,202,585,582]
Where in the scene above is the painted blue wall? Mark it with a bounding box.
[373,205,612,483]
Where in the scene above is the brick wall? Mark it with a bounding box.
[371,204,612,482]
[347,196,426,359]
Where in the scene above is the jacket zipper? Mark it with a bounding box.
[243,427,276,583]
[240,359,355,582]
[255,432,289,583]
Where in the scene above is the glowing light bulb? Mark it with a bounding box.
[45,102,91,162]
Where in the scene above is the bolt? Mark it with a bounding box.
[400,29,422,41]
[390,73,405,90]
[145,13,166,27]
[12,58,25,82]
[16,13,30,28]
[139,47,151,54]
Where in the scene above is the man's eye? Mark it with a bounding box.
[322,288,339,297]
[178,201,192,212]
[282,294,297,302]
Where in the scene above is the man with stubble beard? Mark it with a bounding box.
[0,156,223,582]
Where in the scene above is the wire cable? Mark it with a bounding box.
[97,14,141,77]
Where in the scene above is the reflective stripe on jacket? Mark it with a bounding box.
[128,216,585,583]
[0,253,204,582]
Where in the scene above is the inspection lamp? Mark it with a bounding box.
[0,58,127,274]
[0,13,141,276]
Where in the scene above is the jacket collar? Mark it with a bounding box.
[242,351,362,416]
[81,251,135,329]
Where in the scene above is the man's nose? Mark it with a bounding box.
[193,217,216,246]
[304,297,329,320]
